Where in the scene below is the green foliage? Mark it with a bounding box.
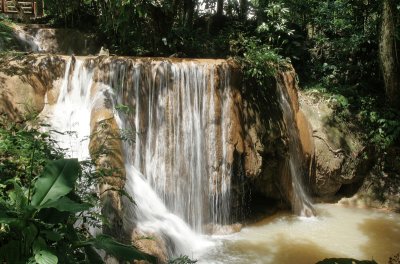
[0,119,63,185]
[304,83,400,151]
[31,159,80,207]
[242,38,284,81]
[359,104,400,150]
[0,18,20,52]
[42,0,96,28]
[303,0,380,85]
[256,2,294,47]
[89,234,156,262]
[168,255,197,264]
[0,118,155,263]
[232,35,289,96]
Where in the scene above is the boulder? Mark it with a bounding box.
[299,90,375,200]
[0,54,65,121]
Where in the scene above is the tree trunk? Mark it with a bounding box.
[183,0,194,28]
[379,0,400,108]
[239,0,248,20]
[216,0,223,17]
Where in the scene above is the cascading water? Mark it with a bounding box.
[42,56,219,258]
[107,59,234,232]
[41,57,94,160]
[41,55,315,260]
[278,82,315,217]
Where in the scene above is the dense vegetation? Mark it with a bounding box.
[0,115,156,263]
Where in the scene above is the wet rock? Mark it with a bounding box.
[13,24,101,55]
[89,80,126,241]
[132,230,168,264]
[204,223,242,235]
[243,69,315,208]
[0,55,320,259]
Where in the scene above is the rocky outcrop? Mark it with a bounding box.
[131,230,168,263]
[299,90,375,200]
[242,69,315,209]
[0,54,65,121]
[13,24,101,55]
[0,55,312,210]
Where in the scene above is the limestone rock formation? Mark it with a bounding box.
[131,230,168,264]
[13,24,101,55]
[0,55,65,121]
[299,90,375,200]
[242,69,315,209]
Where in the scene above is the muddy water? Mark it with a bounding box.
[198,204,400,264]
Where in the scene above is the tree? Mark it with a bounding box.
[379,0,400,108]
[217,0,224,16]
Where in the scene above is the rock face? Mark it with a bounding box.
[13,24,101,55]
[299,91,375,200]
[0,54,315,212]
[0,55,65,121]
[299,90,400,211]
[242,70,315,209]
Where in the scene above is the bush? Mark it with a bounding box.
[0,117,156,263]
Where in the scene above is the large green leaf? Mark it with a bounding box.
[35,250,58,264]
[33,236,47,254]
[31,159,80,207]
[9,180,28,211]
[91,234,156,263]
[83,245,104,263]
[39,196,91,213]
[41,230,62,242]
[0,217,19,224]
[36,208,70,224]
[0,206,19,225]
[22,223,39,248]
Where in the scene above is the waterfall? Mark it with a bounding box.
[108,59,234,232]
[41,57,94,160]
[42,56,227,257]
[278,83,315,217]
[40,55,315,260]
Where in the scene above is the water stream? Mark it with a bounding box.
[278,82,315,217]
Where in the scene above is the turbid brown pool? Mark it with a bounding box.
[197,204,400,264]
